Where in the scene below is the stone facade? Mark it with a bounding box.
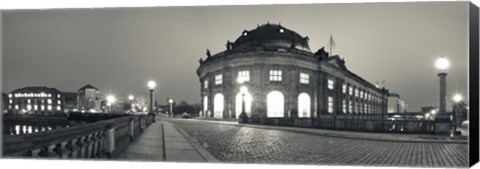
[197,23,389,119]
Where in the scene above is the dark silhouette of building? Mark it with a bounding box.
[197,23,389,119]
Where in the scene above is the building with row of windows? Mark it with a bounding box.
[6,87,65,115]
[197,23,389,119]
[6,84,103,115]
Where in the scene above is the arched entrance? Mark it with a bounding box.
[267,91,284,117]
[213,93,224,118]
[298,93,311,118]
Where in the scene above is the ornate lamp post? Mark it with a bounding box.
[452,94,463,135]
[106,95,116,113]
[168,98,174,117]
[147,81,156,114]
[128,95,134,114]
[434,55,451,135]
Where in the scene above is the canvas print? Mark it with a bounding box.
[1,1,476,168]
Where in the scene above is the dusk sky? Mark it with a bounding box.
[2,2,469,111]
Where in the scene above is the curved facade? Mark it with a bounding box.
[197,23,389,119]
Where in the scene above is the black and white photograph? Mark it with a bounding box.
[1,1,479,168]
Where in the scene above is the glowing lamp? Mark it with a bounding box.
[147,81,156,89]
[453,94,463,103]
[435,56,449,71]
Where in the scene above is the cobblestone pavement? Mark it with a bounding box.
[169,119,469,168]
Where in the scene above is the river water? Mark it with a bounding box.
[2,123,70,136]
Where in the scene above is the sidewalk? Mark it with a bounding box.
[187,118,468,144]
[116,117,219,162]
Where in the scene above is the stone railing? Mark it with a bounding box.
[244,115,436,134]
[3,113,155,158]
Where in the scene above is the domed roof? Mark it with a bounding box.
[230,23,310,52]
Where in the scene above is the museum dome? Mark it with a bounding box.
[230,23,311,52]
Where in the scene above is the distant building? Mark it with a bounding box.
[62,92,77,112]
[76,84,102,113]
[387,93,407,113]
[7,86,65,115]
[197,23,389,119]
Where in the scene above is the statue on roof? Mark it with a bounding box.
[199,58,203,64]
[206,49,211,58]
[226,40,233,51]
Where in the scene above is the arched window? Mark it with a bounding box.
[213,93,224,118]
[267,91,284,117]
[203,96,208,116]
[298,93,311,118]
[235,92,252,118]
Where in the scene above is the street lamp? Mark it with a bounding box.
[434,55,450,134]
[452,94,463,135]
[147,81,156,114]
[168,98,174,117]
[106,95,116,113]
[128,95,134,114]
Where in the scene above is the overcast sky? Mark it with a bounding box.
[1,2,470,111]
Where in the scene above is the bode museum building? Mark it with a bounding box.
[197,23,389,119]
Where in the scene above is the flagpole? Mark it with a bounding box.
[329,34,333,56]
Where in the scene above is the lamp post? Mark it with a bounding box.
[168,98,174,117]
[238,76,249,123]
[128,95,134,114]
[452,94,463,135]
[147,81,156,114]
[434,55,451,135]
[106,95,116,113]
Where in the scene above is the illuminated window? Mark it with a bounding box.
[328,79,334,90]
[243,31,248,36]
[34,105,38,110]
[348,102,352,113]
[213,93,224,118]
[298,93,311,118]
[279,28,284,33]
[57,106,61,111]
[343,84,346,93]
[238,70,250,83]
[267,91,284,117]
[355,89,359,97]
[349,87,353,95]
[47,94,51,97]
[269,70,282,81]
[360,91,364,99]
[41,105,45,111]
[328,96,334,113]
[27,105,32,110]
[47,105,52,111]
[15,105,19,110]
[364,103,368,113]
[204,80,208,89]
[57,100,61,104]
[215,74,223,85]
[9,99,12,104]
[47,99,52,104]
[28,99,31,104]
[299,73,309,84]
[8,94,12,98]
[343,100,346,113]
[57,94,61,98]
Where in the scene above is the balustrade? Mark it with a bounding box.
[3,113,155,159]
